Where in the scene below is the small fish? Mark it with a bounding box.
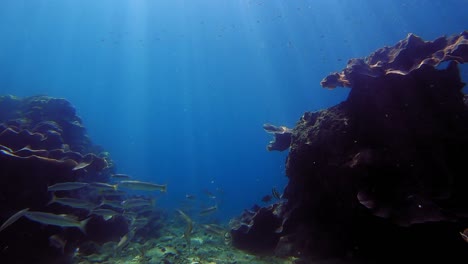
[72,161,92,171]
[90,182,118,191]
[49,234,67,254]
[176,209,193,253]
[261,195,272,203]
[272,188,282,200]
[99,199,124,209]
[203,190,216,199]
[131,218,149,228]
[89,209,119,221]
[200,205,218,215]
[48,194,97,211]
[460,228,468,243]
[115,228,135,250]
[123,211,138,219]
[23,211,90,233]
[121,198,155,209]
[0,208,30,232]
[118,180,167,192]
[110,173,131,180]
[185,194,196,200]
[201,224,226,236]
[47,182,89,192]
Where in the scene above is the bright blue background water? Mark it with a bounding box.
[0,0,467,221]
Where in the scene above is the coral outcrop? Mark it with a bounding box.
[232,31,468,263]
[0,95,126,264]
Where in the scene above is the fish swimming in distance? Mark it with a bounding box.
[48,182,89,192]
[121,198,155,209]
[200,205,218,215]
[48,194,97,211]
[203,190,216,199]
[201,224,227,236]
[115,228,136,251]
[49,234,67,254]
[72,161,92,171]
[23,211,90,233]
[118,180,167,192]
[99,199,124,209]
[110,174,131,180]
[89,208,119,221]
[185,194,196,200]
[130,217,149,228]
[176,209,193,253]
[272,188,282,200]
[90,182,118,191]
[460,228,468,243]
[0,208,30,232]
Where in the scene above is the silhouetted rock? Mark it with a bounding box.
[234,31,468,263]
[0,95,124,264]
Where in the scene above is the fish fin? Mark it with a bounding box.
[103,215,113,221]
[78,217,91,234]
[0,208,29,232]
[47,193,57,206]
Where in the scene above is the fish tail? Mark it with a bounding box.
[78,217,91,234]
[47,193,57,206]
[161,185,167,193]
[0,208,29,232]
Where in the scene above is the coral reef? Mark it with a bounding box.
[234,31,468,263]
[230,203,285,253]
[0,95,126,263]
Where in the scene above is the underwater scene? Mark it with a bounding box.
[0,1,467,263]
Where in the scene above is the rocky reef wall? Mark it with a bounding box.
[232,31,468,263]
[0,95,128,264]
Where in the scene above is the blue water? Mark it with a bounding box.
[0,0,467,221]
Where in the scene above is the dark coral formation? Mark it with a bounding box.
[232,31,468,262]
[230,203,285,253]
[0,95,126,263]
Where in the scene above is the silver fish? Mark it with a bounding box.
[72,161,91,171]
[48,195,97,211]
[110,174,131,180]
[115,228,135,250]
[176,209,193,253]
[272,188,281,200]
[121,198,155,209]
[99,199,124,209]
[90,209,119,221]
[118,180,167,192]
[0,208,30,232]
[201,224,227,236]
[90,182,118,191]
[49,234,67,254]
[47,182,89,192]
[23,211,90,233]
[200,205,218,215]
